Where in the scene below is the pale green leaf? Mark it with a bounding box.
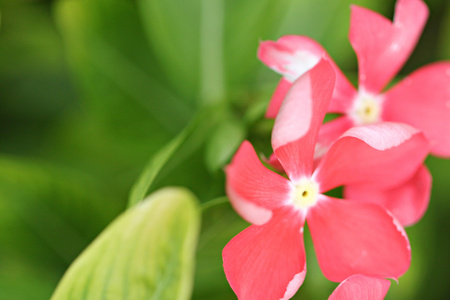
[52,187,200,300]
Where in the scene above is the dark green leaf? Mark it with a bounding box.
[205,119,246,172]
[137,0,202,100]
[193,198,248,299]
[55,0,193,134]
[128,105,223,207]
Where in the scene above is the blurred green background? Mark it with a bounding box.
[0,0,449,299]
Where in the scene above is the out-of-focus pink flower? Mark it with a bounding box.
[328,275,391,300]
[344,165,431,226]
[223,60,429,300]
[258,0,444,225]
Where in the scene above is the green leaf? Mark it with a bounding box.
[0,154,124,299]
[128,126,192,207]
[137,0,201,100]
[0,154,121,264]
[53,0,195,184]
[51,187,200,300]
[128,105,224,207]
[205,119,246,172]
[127,126,191,208]
[55,0,193,134]
[193,198,249,299]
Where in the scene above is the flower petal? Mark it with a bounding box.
[264,152,285,173]
[314,122,429,192]
[272,59,336,180]
[344,164,431,226]
[315,116,354,160]
[349,0,428,93]
[328,274,391,300]
[267,116,355,171]
[307,196,411,282]
[223,208,306,300]
[225,141,291,225]
[383,62,450,157]
[259,35,356,118]
[258,35,323,82]
[265,78,292,119]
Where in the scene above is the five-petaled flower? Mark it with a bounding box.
[258,0,446,226]
[223,60,429,299]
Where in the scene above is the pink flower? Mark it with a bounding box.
[328,275,391,300]
[223,60,429,299]
[258,0,444,225]
[344,164,431,226]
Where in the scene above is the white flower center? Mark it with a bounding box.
[290,178,319,210]
[350,92,383,125]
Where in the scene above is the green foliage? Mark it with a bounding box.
[138,0,202,101]
[53,0,189,184]
[205,119,246,173]
[52,187,200,300]
[128,104,227,207]
[0,154,122,299]
[128,117,200,207]
[437,1,450,60]
[193,199,249,299]
[56,0,194,133]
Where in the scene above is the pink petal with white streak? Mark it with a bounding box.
[272,59,335,180]
[344,164,431,226]
[383,62,450,157]
[314,122,429,192]
[307,196,411,282]
[225,141,291,225]
[328,274,391,300]
[223,208,306,300]
[259,35,356,117]
[258,35,323,82]
[349,0,428,93]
